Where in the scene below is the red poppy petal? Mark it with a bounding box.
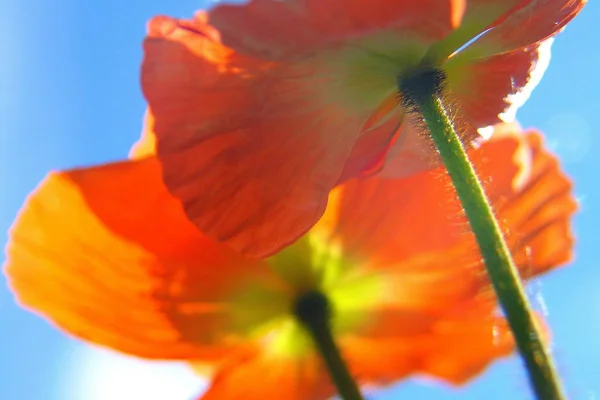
[4,158,274,359]
[141,15,273,151]
[430,1,584,62]
[209,0,465,60]
[337,110,403,183]
[446,41,548,129]
[474,0,586,55]
[199,349,332,400]
[377,119,440,179]
[424,0,525,62]
[462,0,525,30]
[162,111,366,258]
[143,15,386,257]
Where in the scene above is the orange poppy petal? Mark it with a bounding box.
[340,309,512,386]
[341,336,418,384]
[4,158,274,359]
[129,109,156,159]
[209,0,464,60]
[143,15,395,258]
[451,0,467,28]
[418,316,514,384]
[316,126,527,262]
[345,290,512,385]
[199,349,332,400]
[315,123,575,310]
[344,128,575,370]
[500,131,578,277]
[446,42,547,128]
[333,293,510,386]
[473,0,586,55]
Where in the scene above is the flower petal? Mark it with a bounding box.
[209,0,465,60]
[315,125,528,261]
[142,15,398,257]
[314,123,575,325]
[141,15,273,152]
[199,348,332,400]
[472,0,586,55]
[429,0,584,61]
[376,119,440,179]
[340,336,417,385]
[340,301,513,385]
[4,158,277,359]
[499,131,578,276]
[129,109,156,159]
[445,42,546,128]
[418,315,514,384]
[199,309,512,397]
[337,109,403,182]
[424,0,525,62]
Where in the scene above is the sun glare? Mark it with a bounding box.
[61,345,206,400]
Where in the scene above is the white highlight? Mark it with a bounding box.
[501,38,554,122]
[61,345,206,400]
[477,125,495,141]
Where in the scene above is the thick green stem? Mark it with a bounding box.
[410,93,565,399]
[294,291,364,400]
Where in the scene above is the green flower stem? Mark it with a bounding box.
[414,94,566,400]
[295,291,364,400]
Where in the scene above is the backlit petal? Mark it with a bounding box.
[4,158,279,359]
[445,42,546,128]
[337,109,403,182]
[472,0,586,55]
[209,0,465,60]
[340,299,513,385]
[340,336,417,385]
[429,0,584,61]
[129,110,156,159]
[500,131,577,276]
[314,124,575,342]
[315,126,528,261]
[376,119,440,179]
[142,15,395,257]
[424,0,525,62]
[418,316,514,384]
[199,348,332,400]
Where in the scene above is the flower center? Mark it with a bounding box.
[223,233,390,360]
[293,289,331,327]
[397,67,448,104]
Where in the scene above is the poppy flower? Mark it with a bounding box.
[141,0,585,257]
[4,122,576,399]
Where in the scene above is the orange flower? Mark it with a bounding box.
[4,123,576,399]
[141,0,584,257]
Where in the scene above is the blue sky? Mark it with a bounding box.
[1,1,598,399]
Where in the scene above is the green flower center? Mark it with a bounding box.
[225,233,388,360]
